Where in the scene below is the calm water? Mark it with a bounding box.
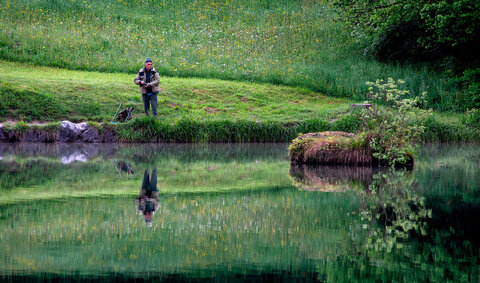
[0,143,479,282]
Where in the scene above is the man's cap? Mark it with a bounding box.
[145,58,152,64]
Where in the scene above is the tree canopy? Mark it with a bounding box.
[334,0,480,62]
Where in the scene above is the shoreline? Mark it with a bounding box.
[1,118,479,143]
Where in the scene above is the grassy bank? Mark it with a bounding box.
[0,60,351,123]
[2,60,477,143]
[0,0,464,109]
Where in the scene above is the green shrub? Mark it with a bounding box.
[13,121,28,132]
[361,78,430,166]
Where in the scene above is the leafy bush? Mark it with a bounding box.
[361,78,431,166]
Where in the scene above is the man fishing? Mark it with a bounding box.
[134,58,160,116]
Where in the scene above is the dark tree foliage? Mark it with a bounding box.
[334,0,480,63]
[334,0,480,110]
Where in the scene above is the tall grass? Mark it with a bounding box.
[0,0,462,108]
[116,116,331,142]
[115,114,480,143]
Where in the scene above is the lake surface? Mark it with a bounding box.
[0,143,479,282]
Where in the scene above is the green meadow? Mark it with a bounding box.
[0,0,465,109]
[0,59,350,123]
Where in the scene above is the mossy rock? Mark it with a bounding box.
[289,131,414,167]
[289,131,371,165]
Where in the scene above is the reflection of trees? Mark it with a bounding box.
[291,164,479,281]
[358,169,431,252]
[328,169,478,282]
[290,166,429,243]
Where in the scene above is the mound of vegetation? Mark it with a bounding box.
[288,131,372,166]
[289,79,427,167]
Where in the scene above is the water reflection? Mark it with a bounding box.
[135,168,159,226]
[290,165,429,245]
[114,161,135,177]
[289,163,480,282]
[0,143,479,281]
[0,142,289,163]
[289,165,375,192]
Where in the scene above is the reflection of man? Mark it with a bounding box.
[135,168,159,226]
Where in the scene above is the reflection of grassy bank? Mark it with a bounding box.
[415,143,480,198]
[0,144,291,204]
[1,166,478,282]
[0,159,290,204]
[1,143,479,281]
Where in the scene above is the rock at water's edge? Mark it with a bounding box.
[0,121,115,143]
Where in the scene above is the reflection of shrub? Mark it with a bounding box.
[360,169,431,252]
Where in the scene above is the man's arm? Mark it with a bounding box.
[148,72,160,87]
[134,69,144,85]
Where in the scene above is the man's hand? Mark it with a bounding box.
[140,81,145,85]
